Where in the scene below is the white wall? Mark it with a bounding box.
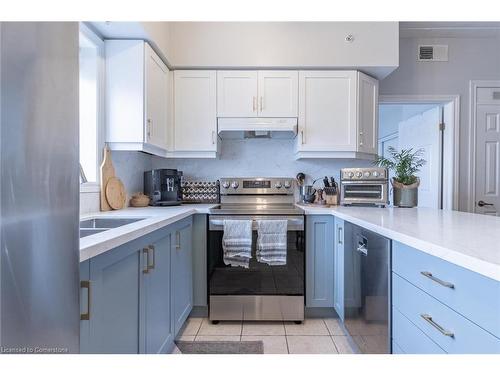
[380,34,500,211]
[152,138,372,185]
[169,22,398,79]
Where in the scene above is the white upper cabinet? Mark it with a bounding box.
[357,72,379,155]
[295,70,379,159]
[217,70,298,118]
[145,43,169,150]
[258,71,298,117]
[217,71,258,117]
[105,40,169,156]
[173,70,217,157]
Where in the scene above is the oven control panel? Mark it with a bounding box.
[341,168,388,181]
[220,177,294,195]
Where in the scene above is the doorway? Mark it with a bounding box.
[378,95,459,210]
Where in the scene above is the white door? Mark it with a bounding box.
[475,104,500,215]
[357,72,379,155]
[217,71,258,117]
[297,71,357,152]
[144,43,168,150]
[398,107,441,208]
[258,71,298,117]
[174,70,217,152]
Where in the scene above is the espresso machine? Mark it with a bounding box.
[144,169,183,206]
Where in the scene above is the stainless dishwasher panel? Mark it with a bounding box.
[344,223,391,354]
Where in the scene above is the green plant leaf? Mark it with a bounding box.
[374,147,426,185]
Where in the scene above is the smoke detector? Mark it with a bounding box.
[417,45,448,62]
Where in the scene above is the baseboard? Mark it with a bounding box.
[305,307,339,318]
[190,306,208,318]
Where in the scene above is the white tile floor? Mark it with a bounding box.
[174,318,358,354]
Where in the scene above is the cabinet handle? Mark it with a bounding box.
[148,245,155,270]
[338,226,343,245]
[212,130,216,145]
[253,96,257,112]
[260,96,263,112]
[142,248,150,274]
[175,231,181,249]
[420,271,455,289]
[80,280,91,321]
[420,314,454,337]
[301,130,305,145]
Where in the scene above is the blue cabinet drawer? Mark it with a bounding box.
[392,306,445,354]
[393,241,500,338]
[393,273,500,353]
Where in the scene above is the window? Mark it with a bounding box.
[79,23,104,190]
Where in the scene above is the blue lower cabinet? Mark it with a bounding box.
[393,273,500,354]
[171,217,194,336]
[141,234,175,354]
[333,218,344,320]
[306,215,334,308]
[83,242,143,353]
[79,219,195,354]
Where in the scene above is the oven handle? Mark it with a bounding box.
[209,217,304,231]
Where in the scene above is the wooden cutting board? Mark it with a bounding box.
[100,145,115,211]
[105,177,126,210]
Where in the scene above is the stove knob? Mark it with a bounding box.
[348,172,355,178]
[231,181,239,189]
[222,181,230,189]
[284,180,291,189]
[364,171,371,178]
[275,181,282,189]
[356,172,363,178]
[372,171,380,178]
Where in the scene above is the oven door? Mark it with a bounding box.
[341,181,388,205]
[207,215,305,321]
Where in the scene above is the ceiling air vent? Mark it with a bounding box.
[418,45,448,62]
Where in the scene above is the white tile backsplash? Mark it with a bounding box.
[152,139,372,184]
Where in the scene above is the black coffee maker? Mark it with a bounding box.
[144,169,183,206]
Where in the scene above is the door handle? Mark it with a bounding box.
[80,281,91,320]
[142,248,150,274]
[175,231,181,249]
[477,200,494,207]
[148,245,155,270]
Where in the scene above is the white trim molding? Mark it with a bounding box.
[379,94,460,211]
[468,80,500,213]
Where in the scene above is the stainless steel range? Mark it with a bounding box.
[208,177,305,322]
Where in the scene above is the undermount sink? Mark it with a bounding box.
[79,218,146,238]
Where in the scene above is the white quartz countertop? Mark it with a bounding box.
[79,204,218,262]
[298,204,500,282]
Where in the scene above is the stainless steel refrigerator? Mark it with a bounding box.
[0,22,80,353]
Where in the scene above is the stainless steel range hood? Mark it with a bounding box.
[217,118,298,139]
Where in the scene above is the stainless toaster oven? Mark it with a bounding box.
[340,168,389,207]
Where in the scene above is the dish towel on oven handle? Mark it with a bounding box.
[256,220,288,266]
[222,219,253,268]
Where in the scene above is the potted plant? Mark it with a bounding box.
[375,147,426,208]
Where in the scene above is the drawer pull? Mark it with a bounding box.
[420,313,455,337]
[420,271,455,289]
